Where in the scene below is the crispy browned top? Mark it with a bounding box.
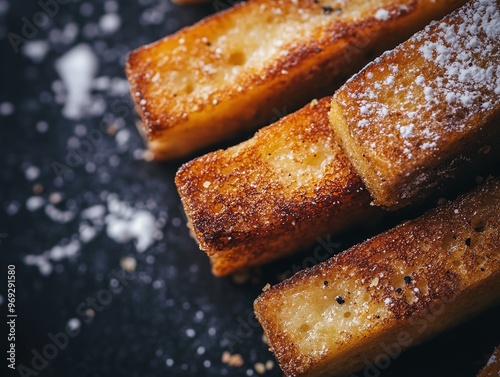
[332,0,500,180]
[255,178,500,376]
[126,0,425,139]
[175,97,365,252]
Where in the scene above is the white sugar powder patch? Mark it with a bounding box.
[26,196,45,211]
[25,165,40,181]
[56,44,99,120]
[24,239,81,276]
[344,0,500,162]
[105,194,159,252]
[375,9,390,21]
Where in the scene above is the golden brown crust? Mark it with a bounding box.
[477,346,500,377]
[175,97,380,276]
[330,0,500,209]
[126,0,468,160]
[255,178,500,377]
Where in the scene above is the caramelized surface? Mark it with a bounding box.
[127,0,467,159]
[176,98,377,276]
[255,179,500,377]
[330,0,500,208]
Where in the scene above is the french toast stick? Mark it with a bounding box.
[175,97,380,276]
[477,346,500,377]
[254,178,500,377]
[330,0,500,209]
[126,0,467,160]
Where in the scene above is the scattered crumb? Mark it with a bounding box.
[262,283,271,292]
[143,150,154,161]
[33,184,44,195]
[120,256,137,273]
[369,277,379,287]
[265,360,274,370]
[107,124,118,135]
[85,308,95,318]
[49,192,64,204]
[222,351,244,367]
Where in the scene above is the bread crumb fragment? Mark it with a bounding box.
[222,351,244,367]
[120,256,137,273]
[262,283,271,292]
[255,362,266,375]
[261,334,268,345]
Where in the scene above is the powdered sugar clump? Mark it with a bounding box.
[399,124,414,138]
[56,44,99,120]
[105,194,159,253]
[99,13,121,34]
[375,9,390,21]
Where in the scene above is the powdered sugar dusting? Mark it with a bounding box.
[337,0,500,163]
[375,9,390,21]
[23,194,162,276]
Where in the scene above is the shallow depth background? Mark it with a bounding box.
[0,0,498,376]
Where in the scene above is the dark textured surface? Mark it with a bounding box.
[0,1,498,376]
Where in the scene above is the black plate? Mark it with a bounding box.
[0,1,498,376]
